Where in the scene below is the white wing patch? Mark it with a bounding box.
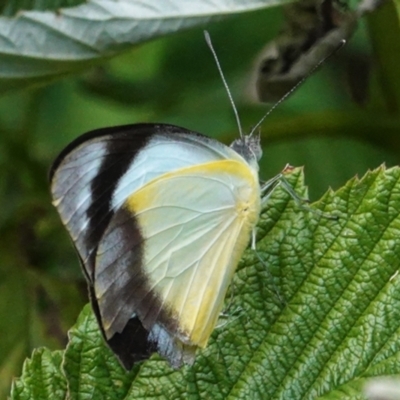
[51,140,108,270]
[111,134,245,211]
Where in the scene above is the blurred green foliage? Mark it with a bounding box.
[2,0,400,397]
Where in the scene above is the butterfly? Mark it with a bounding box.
[50,32,299,370]
[50,121,270,369]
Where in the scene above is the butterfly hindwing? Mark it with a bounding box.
[95,159,260,366]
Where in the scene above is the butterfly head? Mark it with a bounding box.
[230,133,262,170]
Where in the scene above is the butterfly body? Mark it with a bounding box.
[51,123,262,369]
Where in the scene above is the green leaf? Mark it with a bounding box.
[10,348,66,400]
[10,166,400,399]
[63,305,138,399]
[0,0,289,93]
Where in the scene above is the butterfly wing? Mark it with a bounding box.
[50,123,260,368]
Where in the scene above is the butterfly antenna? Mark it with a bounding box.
[204,30,244,139]
[249,39,347,137]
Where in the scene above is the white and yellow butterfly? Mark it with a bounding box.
[50,32,298,369]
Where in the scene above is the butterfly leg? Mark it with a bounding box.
[260,173,283,200]
[261,168,336,220]
[260,169,308,207]
[278,175,337,219]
